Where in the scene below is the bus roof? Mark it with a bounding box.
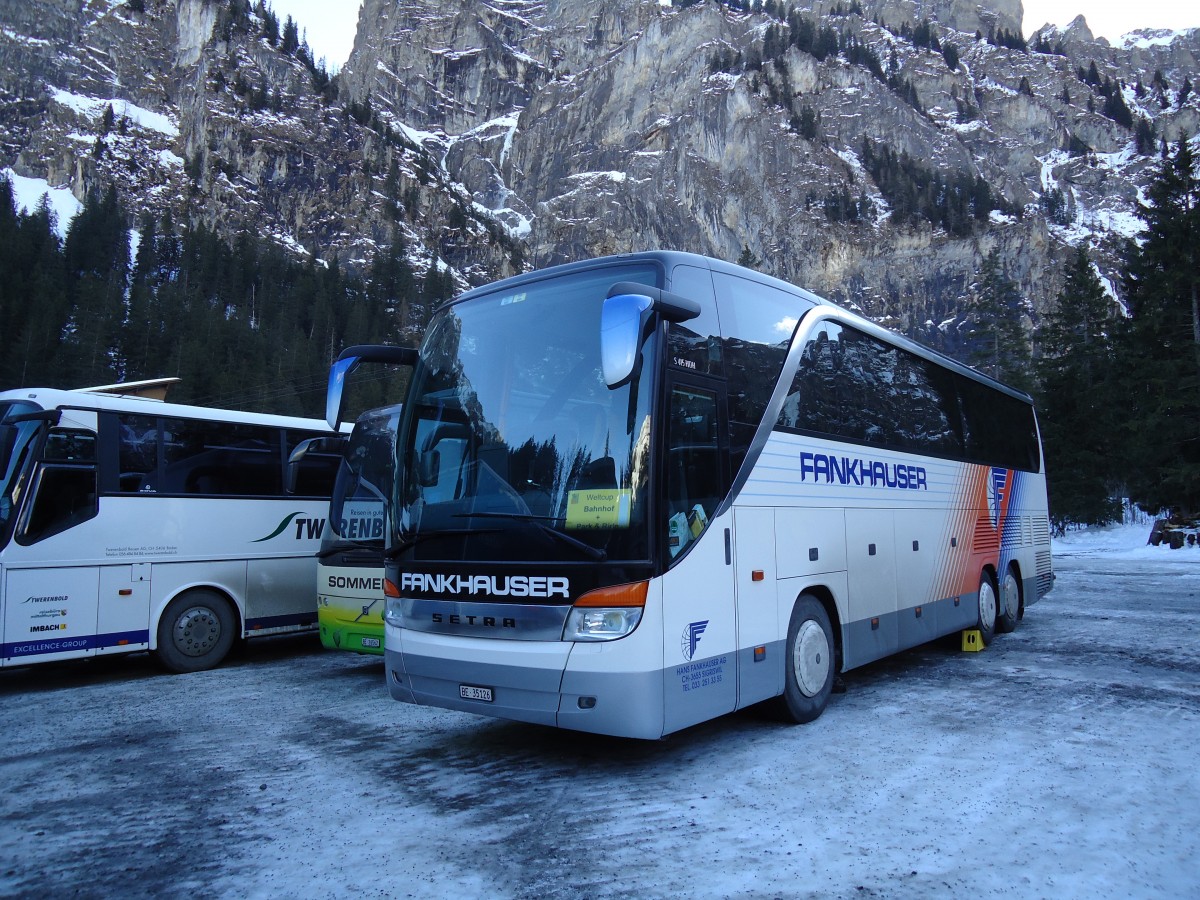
[74,377,182,400]
[0,386,336,433]
[446,251,1034,405]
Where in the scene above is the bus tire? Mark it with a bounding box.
[995,565,1021,634]
[976,571,998,645]
[776,594,835,724]
[155,590,237,674]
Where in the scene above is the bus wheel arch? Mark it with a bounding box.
[154,588,239,674]
[774,591,837,724]
[995,562,1023,634]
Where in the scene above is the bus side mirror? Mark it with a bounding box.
[601,283,701,389]
[286,435,345,494]
[326,345,417,429]
[600,293,654,388]
[417,449,441,487]
[326,356,358,431]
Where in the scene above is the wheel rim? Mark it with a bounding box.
[793,619,830,697]
[979,578,997,630]
[1003,570,1019,619]
[172,606,222,658]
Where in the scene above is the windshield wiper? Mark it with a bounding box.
[451,511,559,521]
[317,540,382,560]
[384,527,502,559]
[535,522,607,561]
[452,511,607,561]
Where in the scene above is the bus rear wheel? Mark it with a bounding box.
[976,571,998,645]
[775,594,835,724]
[996,565,1021,634]
[155,590,237,673]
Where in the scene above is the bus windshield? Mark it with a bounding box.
[0,401,44,549]
[394,264,659,563]
[326,405,401,552]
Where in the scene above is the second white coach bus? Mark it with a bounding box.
[0,384,340,672]
[314,403,402,655]
[347,251,1052,739]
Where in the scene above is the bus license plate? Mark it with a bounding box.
[361,638,380,649]
[459,684,493,703]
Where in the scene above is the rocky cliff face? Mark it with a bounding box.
[339,0,1199,346]
[0,0,520,288]
[1,0,1198,355]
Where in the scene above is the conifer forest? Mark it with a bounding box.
[1,140,1197,529]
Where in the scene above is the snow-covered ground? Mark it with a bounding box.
[2,523,1198,899]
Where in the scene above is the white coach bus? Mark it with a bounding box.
[312,403,402,655]
[0,383,341,672]
[346,251,1052,739]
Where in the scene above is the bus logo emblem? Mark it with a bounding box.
[989,468,1009,528]
[682,620,708,661]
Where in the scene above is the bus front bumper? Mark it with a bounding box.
[384,626,666,739]
[318,606,384,654]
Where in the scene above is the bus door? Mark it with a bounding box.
[659,379,737,734]
[2,423,106,665]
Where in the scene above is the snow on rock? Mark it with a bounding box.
[2,167,82,236]
[50,88,179,138]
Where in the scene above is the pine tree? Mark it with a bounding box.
[122,211,160,380]
[1035,247,1121,529]
[281,16,300,55]
[0,183,69,386]
[1116,140,1200,514]
[966,249,1031,389]
[942,43,958,71]
[736,244,761,269]
[61,186,130,386]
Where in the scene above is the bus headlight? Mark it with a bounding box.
[563,581,647,642]
[565,606,643,641]
[384,597,404,628]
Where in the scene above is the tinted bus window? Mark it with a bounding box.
[160,419,282,495]
[958,377,1040,472]
[712,273,805,473]
[20,429,98,543]
[115,415,293,496]
[782,319,1037,471]
[118,415,159,492]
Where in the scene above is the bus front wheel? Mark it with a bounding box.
[775,594,835,724]
[976,571,998,645]
[155,590,237,673]
[995,565,1021,634]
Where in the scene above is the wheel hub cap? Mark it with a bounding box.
[1003,572,1019,618]
[173,607,221,658]
[979,581,997,628]
[793,620,830,697]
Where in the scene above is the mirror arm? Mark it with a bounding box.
[337,345,418,367]
[327,344,418,430]
[606,282,700,323]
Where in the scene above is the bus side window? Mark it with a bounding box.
[19,429,98,544]
[666,386,721,560]
[118,414,159,492]
[162,418,282,496]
